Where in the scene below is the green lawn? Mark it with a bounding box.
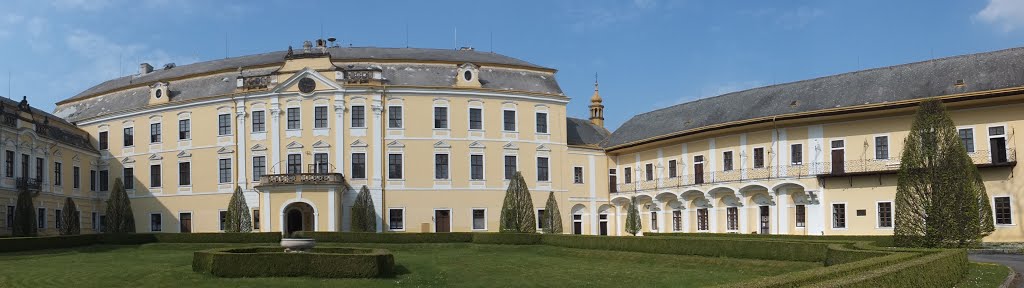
[0,243,819,287]
[956,262,1012,288]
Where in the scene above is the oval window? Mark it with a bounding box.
[155,89,162,98]
[463,70,473,81]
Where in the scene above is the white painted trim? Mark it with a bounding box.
[471,207,488,231]
[388,207,406,231]
[993,195,1015,227]
[177,211,193,233]
[149,212,163,232]
[875,201,894,229]
[872,134,891,160]
[831,202,848,230]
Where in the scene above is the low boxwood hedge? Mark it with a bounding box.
[646,232,894,246]
[193,247,394,278]
[541,234,830,262]
[0,234,99,252]
[305,232,474,243]
[824,243,891,266]
[810,249,968,288]
[472,233,541,245]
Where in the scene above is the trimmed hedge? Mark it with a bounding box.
[717,251,919,288]
[647,232,894,247]
[541,234,830,262]
[306,232,474,243]
[472,233,541,245]
[193,247,394,278]
[152,232,280,243]
[824,243,891,266]
[0,234,99,252]
[811,249,968,287]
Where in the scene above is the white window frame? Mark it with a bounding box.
[650,211,659,232]
[573,166,584,184]
[471,208,488,231]
[751,146,766,168]
[875,201,894,229]
[536,156,550,182]
[285,107,301,131]
[150,212,162,232]
[726,206,739,232]
[536,208,546,231]
[993,195,1014,226]
[388,153,405,180]
[873,134,890,160]
[791,143,803,165]
[535,111,549,134]
[721,150,735,171]
[987,123,1009,162]
[313,105,329,129]
[387,105,403,129]
[434,153,450,180]
[469,154,485,181]
[433,104,450,130]
[218,209,228,231]
[388,207,406,231]
[502,108,517,132]
[957,126,975,153]
[218,157,232,184]
[467,106,484,131]
[178,211,194,233]
[831,202,848,230]
[696,208,709,232]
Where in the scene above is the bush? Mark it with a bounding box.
[717,252,918,288]
[472,233,541,245]
[811,249,968,287]
[193,247,394,278]
[824,243,890,266]
[541,234,830,262]
[153,232,280,243]
[647,232,894,247]
[305,232,474,243]
[0,235,99,252]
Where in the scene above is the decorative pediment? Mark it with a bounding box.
[177,150,192,158]
[52,150,62,157]
[433,140,451,148]
[251,143,267,151]
[468,141,486,149]
[286,141,304,149]
[312,140,331,148]
[217,146,235,154]
[503,142,519,150]
[387,140,405,148]
[536,144,551,152]
[350,139,368,147]
[72,154,80,161]
[121,157,135,164]
[271,67,343,94]
[148,154,163,161]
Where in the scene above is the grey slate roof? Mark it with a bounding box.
[567,117,611,147]
[603,46,1024,149]
[61,47,553,103]
[0,96,95,151]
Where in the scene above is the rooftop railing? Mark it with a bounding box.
[258,173,346,186]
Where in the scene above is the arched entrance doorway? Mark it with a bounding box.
[283,202,315,236]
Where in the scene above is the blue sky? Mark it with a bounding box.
[2,0,1024,129]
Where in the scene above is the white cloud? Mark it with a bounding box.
[50,0,112,11]
[565,1,660,32]
[740,6,825,30]
[975,0,1024,32]
[64,29,197,87]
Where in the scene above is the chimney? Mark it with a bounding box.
[139,63,154,75]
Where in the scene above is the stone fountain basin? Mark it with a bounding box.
[280,238,316,252]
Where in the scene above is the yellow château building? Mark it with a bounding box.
[2,41,1021,242]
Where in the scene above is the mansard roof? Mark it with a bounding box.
[566,117,611,147]
[603,46,1024,149]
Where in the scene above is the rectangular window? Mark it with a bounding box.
[791,144,803,165]
[21,154,27,178]
[388,154,403,179]
[35,157,43,180]
[624,167,632,184]
[287,154,302,174]
[253,209,260,230]
[697,208,709,231]
[535,112,548,133]
[218,159,231,183]
[388,106,402,128]
[753,147,765,168]
[4,151,12,177]
[573,167,584,184]
[99,131,108,150]
[73,166,80,189]
[503,110,516,131]
[286,108,300,129]
[251,110,265,133]
[351,105,365,128]
[469,108,483,130]
[471,155,484,180]
[351,153,366,179]
[219,211,227,231]
[504,156,517,180]
[314,106,328,128]
[99,170,109,191]
[990,126,1006,136]
[150,164,161,187]
[178,119,190,140]
[472,209,486,230]
[123,168,134,190]
[608,169,617,193]
[90,170,96,191]
[6,206,13,229]
[123,127,134,146]
[651,211,658,231]
[537,157,550,182]
[37,208,45,229]
[796,204,806,227]
[150,213,162,232]
[434,154,449,180]
[877,202,893,228]
[434,107,448,129]
[727,207,739,231]
[959,128,974,153]
[252,156,265,181]
[389,208,404,230]
[668,160,677,178]
[56,209,62,230]
[91,212,97,231]
[537,209,547,230]
[99,215,106,232]
[645,163,654,181]
[178,213,191,233]
[314,153,329,173]
[150,123,161,143]
[723,151,734,171]
[672,210,682,231]
[178,162,190,186]
[833,203,847,229]
[218,114,231,135]
[54,162,62,186]
[875,136,889,159]
[995,197,1012,225]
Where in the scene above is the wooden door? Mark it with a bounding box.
[694,163,704,184]
[435,210,451,233]
[991,137,1008,163]
[179,213,192,233]
[599,221,608,235]
[759,206,770,234]
[831,149,844,175]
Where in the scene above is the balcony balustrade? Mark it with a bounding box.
[16,177,42,191]
[258,173,346,186]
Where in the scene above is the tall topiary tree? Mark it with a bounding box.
[542,192,563,234]
[625,196,642,236]
[500,171,536,233]
[12,188,37,237]
[104,178,135,233]
[894,99,994,247]
[224,186,252,233]
[59,197,81,235]
[350,185,378,232]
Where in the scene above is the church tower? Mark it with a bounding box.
[589,79,605,127]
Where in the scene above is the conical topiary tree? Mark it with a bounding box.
[224,186,253,233]
[59,197,81,235]
[350,185,378,232]
[894,99,994,247]
[625,196,642,236]
[500,171,536,233]
[12,188,37,237]
[542,192,563,234]
[104,178,135,233]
